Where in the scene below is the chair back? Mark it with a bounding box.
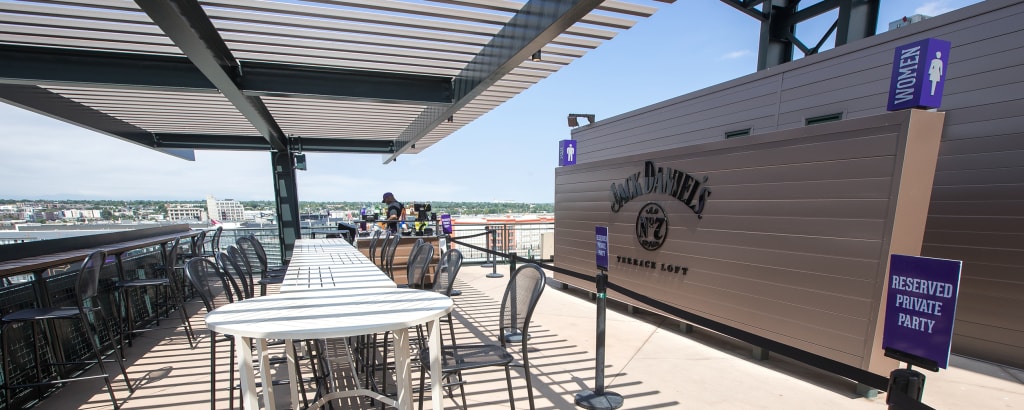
[406,241,433,288]
[164,236,181,274]
[382,232,401,279]
[184,257,239,309]
[378,231,393,267]
[405,238,425,270]
[208,226,224,254]
[499,264,547,347]
[75,250,107,307]
[433,249,463,296]
[190,229,208,255]
[235,235,267,279]
[217,248,253,300]
[368,230,383,263]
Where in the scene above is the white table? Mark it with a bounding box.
[206,287,452,410]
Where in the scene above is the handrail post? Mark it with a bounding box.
[486,227,503,278]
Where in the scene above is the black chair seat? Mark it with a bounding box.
[266,267,287,278]
[116,278,170,288]
[3,306,85,322]
[421,344,514,372]
[258,276,284,286]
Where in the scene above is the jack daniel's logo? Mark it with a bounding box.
[610,161,711,218]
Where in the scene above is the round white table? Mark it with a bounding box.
[205,287,453,410]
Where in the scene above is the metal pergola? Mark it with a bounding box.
[0,0,674,256]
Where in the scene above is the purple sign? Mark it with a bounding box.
[440,213,452,234]
[887,38,951,111]
[595,226,609,271]
[882,254,962,369]
[559,139,577,166]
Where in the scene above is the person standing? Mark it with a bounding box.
[381,192,406,233]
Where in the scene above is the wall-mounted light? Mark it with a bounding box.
[567,113,596,127]
[294,153,307,171]
[531,50,542,62]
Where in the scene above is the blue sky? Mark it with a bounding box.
[0,0,979,203]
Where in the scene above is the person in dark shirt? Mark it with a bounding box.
[381,192,406,233]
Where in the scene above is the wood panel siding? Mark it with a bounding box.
[560,0,1024,369]
[555,110,944,378]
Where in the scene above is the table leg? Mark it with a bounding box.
[285,339,299,408]
[237,336,259,410]
[392,328,413,410]
[258,338,276,409]
[427,319,443,410]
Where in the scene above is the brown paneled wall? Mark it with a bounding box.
[555,110,944,378]
[561,0,1024,369]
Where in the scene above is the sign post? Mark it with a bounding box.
[575,226,623,410]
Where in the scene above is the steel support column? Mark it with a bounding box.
[836,0,879,45]
[758,0,797,70]
[271,151,301,263]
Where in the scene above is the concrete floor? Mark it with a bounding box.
[31,265,1024,409]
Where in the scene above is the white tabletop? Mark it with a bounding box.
[281,238,396,292]
[205,287,452,339]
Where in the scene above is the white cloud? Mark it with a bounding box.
[916,0,955,16]
[721,50,752,60]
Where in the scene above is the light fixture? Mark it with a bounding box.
[531,50,542,62]
[567,113,596,127]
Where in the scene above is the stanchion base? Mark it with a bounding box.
[574,390,623,410]
[485,273,504,278]
[449,289,462,296]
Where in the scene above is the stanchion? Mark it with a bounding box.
[485,228,503,278]
[575,270,623,409]
[481,227,494,268]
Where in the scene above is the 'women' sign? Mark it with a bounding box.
[887,38,951,111]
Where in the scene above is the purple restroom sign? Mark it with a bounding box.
[882,254,962,369]
[559,139,577,166]
[887,38,951,111]
[595,226,608,271]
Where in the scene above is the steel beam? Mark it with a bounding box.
[0,83,196,160]
[152,133,395,153]
[758,1,797,70]
[384,0,604,164]
[238,61,452,105]
[136,0,288,152]
[0,44,453,104]
[270,151,301,262]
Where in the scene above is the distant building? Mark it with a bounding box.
[888,14,931,30]
[206,195,245,221]
[166,203,205,221]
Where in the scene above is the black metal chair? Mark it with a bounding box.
[112,236,196,350]
[216,247,257,301]
[179,229,208,261]
[235,236,285,296]
[418,263,548,410]
[432,249,463,347]
[1,250,134,410]
[404,238,431,289]
[206,226,224,257]
[367,230,384,266]
[183,257,240,410]
[381,232,402,280]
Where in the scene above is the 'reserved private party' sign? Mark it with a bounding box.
[887,38,951,111]
[882,254,962,369]
[596,226,609,271]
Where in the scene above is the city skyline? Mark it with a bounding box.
[0,0,977,203]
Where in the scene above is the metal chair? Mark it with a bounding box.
[432,249,463,346]
[235,236,285,296]
[1,250,134,410]
[179,229,208,261]
[404,238,431,289]
[381,232,402,280]
[418,263,548,410]
[367,230,384,266]
[183,257,240,410]
[112,236,196,350]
